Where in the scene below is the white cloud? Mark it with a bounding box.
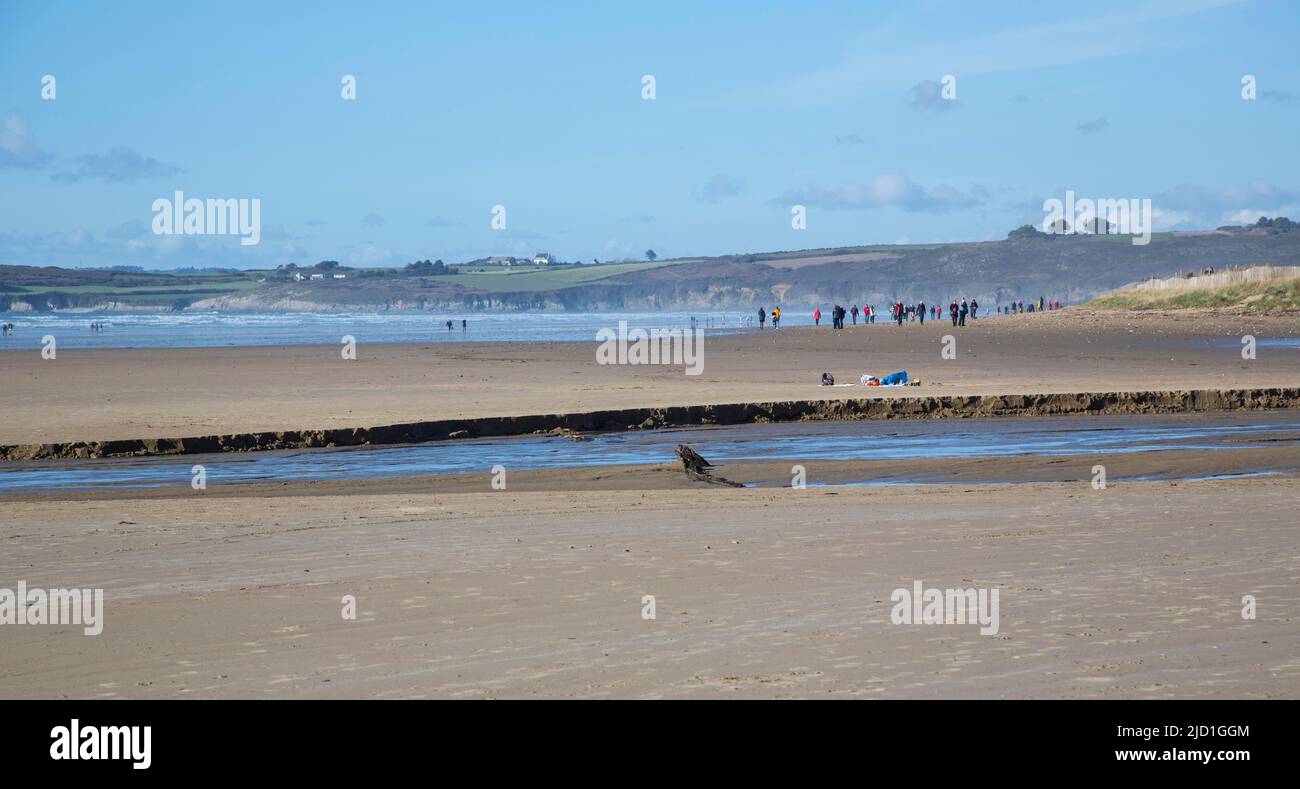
[1154,180,1300,228]
[0,112,52,169]
[774,174,985,213]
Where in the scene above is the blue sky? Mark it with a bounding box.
[1,0,1298,269]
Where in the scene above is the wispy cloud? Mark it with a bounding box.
[492,229,547,241]
[362,213,385,227]
[53,146,181,183]
[345,242,394,265]
[773,174,986,213]
[0,227,309,268]
[1075,117,1110,134]
[907,80,957,111]
[698,173,744,203]
[262,224,294,241]
[706,0,1243,110]
[104,219,149,239]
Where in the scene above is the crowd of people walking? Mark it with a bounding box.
[754,296,1062,330]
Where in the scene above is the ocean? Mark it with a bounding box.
[0,310,813,350]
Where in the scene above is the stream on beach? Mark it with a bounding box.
[2,411,1298,494]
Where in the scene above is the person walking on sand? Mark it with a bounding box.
[949,300,958,326]
[814,307,821,327]
[959,299,968,327]
[851,304,859,325]
[772,306,781,328]
[918,300,926,326]
[758,307,766,328]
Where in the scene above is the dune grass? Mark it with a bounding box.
[1089,268,1300,313]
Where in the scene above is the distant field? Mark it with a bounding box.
[1089,267,1300,313]
[445,260,686,292]
[5,280,261,295]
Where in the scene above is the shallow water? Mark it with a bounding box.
[3,411,1296,494]
[0,310,769,350]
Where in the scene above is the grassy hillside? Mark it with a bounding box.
[0,266,264,310]
[444,260,687,292]
[1088,266,1300,313]
[7,231,1300,312]
[0,261,687,310]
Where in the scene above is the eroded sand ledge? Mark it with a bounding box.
[4,386,1298,462]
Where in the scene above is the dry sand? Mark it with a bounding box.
[2,472,1297,699]
[2,310,1298,446]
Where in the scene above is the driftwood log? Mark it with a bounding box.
[675,445,743,487]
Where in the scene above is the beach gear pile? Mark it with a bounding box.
[819,371,922,387]
[860,371,920,387]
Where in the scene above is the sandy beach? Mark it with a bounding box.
[3,308,1299,700]
[3,310,1298,446]
[2,469,1298,699]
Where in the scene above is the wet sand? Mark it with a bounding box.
[2,473,1297,699]
[5,442,1300,500]
[3,309,1298,446]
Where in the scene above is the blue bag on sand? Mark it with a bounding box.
[881,370,908,386]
